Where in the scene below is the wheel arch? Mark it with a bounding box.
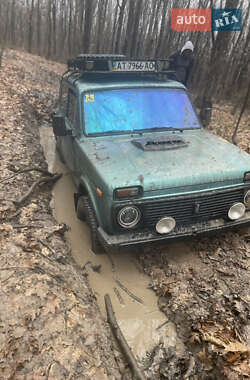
[74,178,102,226]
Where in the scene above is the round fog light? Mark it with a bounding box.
[156,217,176,234]
[228,202,245,220]
[244,190,250,209]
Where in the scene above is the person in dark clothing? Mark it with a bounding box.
[168,41,194,87]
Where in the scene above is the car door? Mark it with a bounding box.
[59,85,77,172]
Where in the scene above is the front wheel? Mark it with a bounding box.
[76,196,104,255]
[76,195,87,221]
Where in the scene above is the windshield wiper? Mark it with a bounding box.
[134,126,183,133]
[87,126,187,137]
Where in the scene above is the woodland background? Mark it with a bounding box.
[0,0,250,104]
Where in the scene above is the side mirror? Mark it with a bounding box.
[200,100,212,127]
[52,114,67,136]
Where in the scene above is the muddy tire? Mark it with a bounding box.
[76,196,87,221]
[56,139,65,164]
[77,196,104,255]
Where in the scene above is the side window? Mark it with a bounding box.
[67,90,77,126]
[60,82,68,114]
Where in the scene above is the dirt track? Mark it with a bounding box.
[0,49,249,379]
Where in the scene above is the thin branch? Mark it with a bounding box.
[115,279,143,304]
[0,167,54,184]
[0,265,64,283]
[37,237,57,256]
[104,294,146,380]
[14,173,62,206]
[183,356,195,379]
[12,223,42,228]
[113,287,125,305]
[155,319,169,331]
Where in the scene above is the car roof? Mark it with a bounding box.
[65,74,186,93]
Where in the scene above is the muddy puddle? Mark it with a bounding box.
[39,126,185,359]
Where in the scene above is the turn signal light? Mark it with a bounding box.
[114,187,142,200]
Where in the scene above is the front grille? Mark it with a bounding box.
[142,188,245,227]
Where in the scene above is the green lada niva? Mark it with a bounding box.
[52,55,250,254]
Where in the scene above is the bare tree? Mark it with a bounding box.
[37,0,42,55]
[114,0,127,53]
[0,0,249,106]
[28,0,35,53]
[82,0,94,53]
[52,0,57,57]
[46,0,52,59]
[10,0,16,46]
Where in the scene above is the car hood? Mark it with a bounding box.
[80,130,250,192]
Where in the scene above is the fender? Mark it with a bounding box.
[75,175,103,227]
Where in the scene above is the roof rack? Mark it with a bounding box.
[66,54,174,77]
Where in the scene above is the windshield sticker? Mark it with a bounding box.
[85,94,95,103]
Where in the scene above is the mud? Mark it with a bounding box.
[40,126,185,361]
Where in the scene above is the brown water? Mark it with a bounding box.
[39,126,185,359]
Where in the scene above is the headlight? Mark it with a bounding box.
[156,217,176,234]
[117,206,141,228]
[228,203,245,220]
[244,172,250,182]
[244,190,250,209]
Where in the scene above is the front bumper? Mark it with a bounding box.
[97,211,250,251]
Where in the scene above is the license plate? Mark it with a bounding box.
[112,61,157,72]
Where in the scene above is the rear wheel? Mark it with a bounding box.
[56,139,65,164]
[76,196,104,255]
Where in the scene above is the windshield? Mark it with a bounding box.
[83,88,200,135]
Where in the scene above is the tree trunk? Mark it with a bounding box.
[68,0,73,57]
[10,0,16,46]
[4,1,11,45]
[123,0,136,56]
[52,0,57,57]
[149,0,162,57]
[111,1,119,52]
[115,0,127,54]
[96,0,104,53]
[28,0,34,53]
[82,0,93,53]
[78,0,85,52]
[47,0,52,59]
[129,0,144,57]
[37,0,41,55]
[156,0,168,57]
[201,0,240,112]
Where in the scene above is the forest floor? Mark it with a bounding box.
[0,49,249,380]
[0,50,128,380]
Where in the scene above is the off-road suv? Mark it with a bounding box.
[53,54,250,254]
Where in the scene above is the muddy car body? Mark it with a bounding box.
[53,55,250,253]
